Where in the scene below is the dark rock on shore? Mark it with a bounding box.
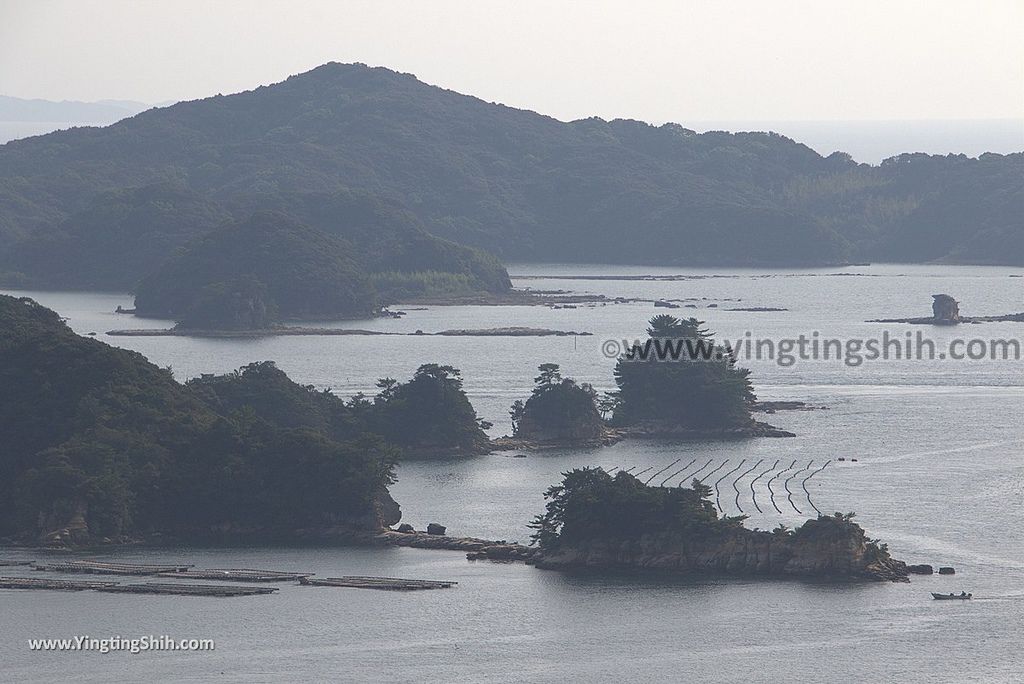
[426,523,447,536]
[938,566,956,575]
[907,564,934,575]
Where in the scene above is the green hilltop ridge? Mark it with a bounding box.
[0,62,1020,274]
[0,295,490,545]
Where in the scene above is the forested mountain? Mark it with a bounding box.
[0,62,1020,274]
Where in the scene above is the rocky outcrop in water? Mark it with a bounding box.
[869,293,1024,325]
[931,294,960,323]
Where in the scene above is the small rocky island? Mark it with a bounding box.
[523,468,909,581]
[869,293,1024,325]
[494,364,618,450]
[608,315,794,438]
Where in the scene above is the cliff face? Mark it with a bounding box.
[535,519,908,582]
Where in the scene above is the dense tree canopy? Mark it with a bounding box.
[530,468,729,549]
[134,211,378,324]
[364,364,492,455]
[0,62,1018,273]
[0,295,398,541]
[511,364,605,442]
[0,296,491,543]
[611,316,756,430]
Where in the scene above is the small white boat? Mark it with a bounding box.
[932,592,972,600]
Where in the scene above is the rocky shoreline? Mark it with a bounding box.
[491,426,623,452]
[375,524,908,582]
[619,419,796,439]
[530,534,909,582]
[869,313,1024,325]
[490,419,797,451]
[5,521,913,584]
[751,400,829,413]
[106,325,592,338]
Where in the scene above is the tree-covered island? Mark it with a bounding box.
[497,364,615,449]
[133,209,510,330]
[528,468,908,581]
[609,315,794,438]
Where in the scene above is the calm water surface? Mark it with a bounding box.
[2,263,1023,682]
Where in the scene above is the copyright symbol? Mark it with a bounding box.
[601,339,621,359]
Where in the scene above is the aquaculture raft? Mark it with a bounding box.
[158,568,314,582]
[96,583,278,597]
[33,560,193,576]
[0,576,119,591]
[300,576,456,591]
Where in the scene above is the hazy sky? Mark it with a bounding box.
[1,0,1022,122]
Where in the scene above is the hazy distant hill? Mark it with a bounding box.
[0,62,1020,278]
[0,95,149,123]
[0,96,157,145]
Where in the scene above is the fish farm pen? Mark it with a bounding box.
[157,568,314,582]
[1,559,458,596]
[300,576,457,591]
[0,576,120,591]
[96,583,279,597]
[33,560,194,575]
